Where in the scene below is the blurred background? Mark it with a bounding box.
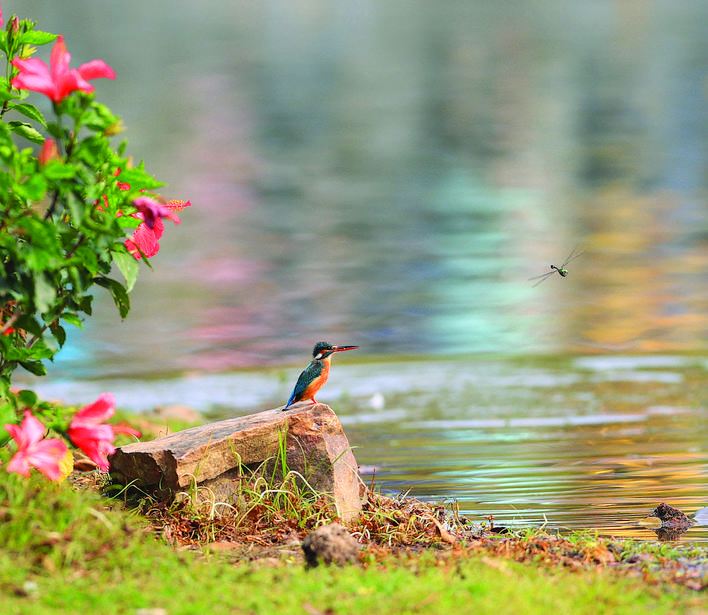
[6,0,708,378]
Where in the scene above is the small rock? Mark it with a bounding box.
[646,502,695,541]
[301,523,359,568]
[73,458,98,472]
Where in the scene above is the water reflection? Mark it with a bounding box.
[3,1,708,376]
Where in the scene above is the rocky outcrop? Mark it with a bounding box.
[109,403,362,522]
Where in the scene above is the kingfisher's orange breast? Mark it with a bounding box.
[300,357,331,401]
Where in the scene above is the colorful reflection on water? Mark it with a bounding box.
[4,0,708,377]
[27,354,708,542]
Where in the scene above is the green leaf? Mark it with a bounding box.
[43,160,78,180]
[83,102,119,132]
[20,31,58,46]
[52,323,66,347]
[19,360,47,377]
[0,79,17,105]
[0,401,16,446]
[18,389,39,407]
[8,120,44,144]
[9,102,47,126]
[112,249,140,292]
[80,295,93,316]
[117,165,165,192]
[62,313,84,329]
[16,173,47,201]
[94,276,131,319]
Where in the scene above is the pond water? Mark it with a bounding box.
[5,1,708,541]
[5,0,708,377]
[25,354,708,543]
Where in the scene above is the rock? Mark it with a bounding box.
[645,502,696,541]
[108,403,361,522]
[301,523,359,567]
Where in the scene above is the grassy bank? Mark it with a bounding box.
[2,458,708,615]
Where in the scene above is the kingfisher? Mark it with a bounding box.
[284,341,359,409]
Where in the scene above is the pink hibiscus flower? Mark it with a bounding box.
[125,199,191,260]
[4,411,69,481]
[125,214,163,259]
[67,393,141,472]
[133,196,182,229]
[11,35,115,103]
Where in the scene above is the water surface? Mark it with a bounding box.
[4,1,708,375]
[27,354,708,542]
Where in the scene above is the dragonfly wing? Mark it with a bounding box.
[529,271,555,287]
[561,245,584,267]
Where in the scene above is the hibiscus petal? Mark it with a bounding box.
[55,70,95,101]
[67,424,115,472]
[6,436,68,481]
[50,35,71,80]
[20,411,48,444]
[152,217,165,241]
[10,58,57,100]
[127,223,160,258]
[11,57,51,79]
[71,392,117,426]
[73,435,115,472]
[69,424,115,443]
[113,424,142,438]
[28,438,70,481]
[7,451,32,477]
[4,411,47,454]
[133,196,181,229]
[4,410,47,450]
[78,59,116,81]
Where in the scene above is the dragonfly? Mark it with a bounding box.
[528,245,584,287]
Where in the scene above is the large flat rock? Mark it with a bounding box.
[109,403,361,521]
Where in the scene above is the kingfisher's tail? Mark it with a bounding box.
[284,389,297,409]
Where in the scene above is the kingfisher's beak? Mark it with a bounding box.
[333,345,359,352]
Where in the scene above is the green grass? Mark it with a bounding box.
[2,464,708,615]
[4,541,705,615]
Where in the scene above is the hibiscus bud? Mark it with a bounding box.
[9,16,20,37]
[38,138,60,166]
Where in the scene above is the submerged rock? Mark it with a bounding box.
[109,403,362,522]
[301,523,359,567]
[645,502,696,541]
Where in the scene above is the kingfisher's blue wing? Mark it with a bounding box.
[286,360,321,407]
